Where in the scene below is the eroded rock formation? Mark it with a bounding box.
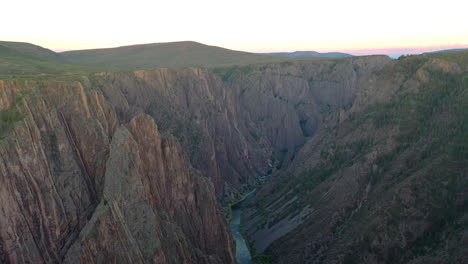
[0,80,234,263]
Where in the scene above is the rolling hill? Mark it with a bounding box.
[0,40,294,77]
[0,40,355,76]
[0,43,92,77]
[0,41,63,61]
[60,41,290,70]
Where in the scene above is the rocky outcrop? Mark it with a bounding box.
[0,79,117,263]
[93,69,267,198]
[0,79,234,263]
[64,115,234,263]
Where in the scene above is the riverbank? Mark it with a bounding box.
[222,188,257,221]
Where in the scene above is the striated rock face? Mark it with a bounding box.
[64,115,234,264]
[90,56,391,198]
[243,53,468,263]
[0,80,234,263]
[0,79,117,263]
[93,68,267,197]
[219,56,390,169]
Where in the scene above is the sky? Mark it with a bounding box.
[1,0,467,56]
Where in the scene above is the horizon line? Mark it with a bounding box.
[4,39,464,57]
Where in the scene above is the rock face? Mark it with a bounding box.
[64,115,234,263]
[218,56,390,170]
[0,80,234,263]
[90,56,390,199]
[243,53,468,263]
[93,68,267,198]
[0,79,117,263]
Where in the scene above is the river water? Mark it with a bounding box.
[230,206,252,264]
[229,190,256,264]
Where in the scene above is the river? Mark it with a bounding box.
[229,190,256,264]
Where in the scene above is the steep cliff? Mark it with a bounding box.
[88,56,390,199]
[1,41,466,264]
[0,79,117,263]
[64,115,234,263]
[91,68,267,198]
[215,56,390,170]
[0,79,234,263]
[243,52,468,263]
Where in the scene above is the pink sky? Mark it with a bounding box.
[3,0,467,58]
[339,44,468,56]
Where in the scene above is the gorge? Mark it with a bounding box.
[0,41,466,264]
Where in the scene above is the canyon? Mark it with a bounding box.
[0,41,466,263]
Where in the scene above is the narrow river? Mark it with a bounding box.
[229,190,256,264]
[230,206,252,264]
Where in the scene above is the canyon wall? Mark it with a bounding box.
[0,79,234,263]
[243,54,468,263]
[91,56,390,199]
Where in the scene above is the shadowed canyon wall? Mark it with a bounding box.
[91,56,390,199]
[242,54,468,264]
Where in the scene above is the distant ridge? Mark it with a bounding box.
[0,41,63,61]
[61,41,290,70]
[0,41,90,77]
[259,51,353,58]
[0,40,357,76]
[422,48,468,55]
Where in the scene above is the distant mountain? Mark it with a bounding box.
[61,41,290,70]
[0,40,356,75]
[0,41,63,61]
[0,40,300,76]
[422,48,468,55]
[0,42,90,77]
[259,51,353,58]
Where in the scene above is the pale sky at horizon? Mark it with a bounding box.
[2,0,467,55]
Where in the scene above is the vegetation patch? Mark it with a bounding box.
[0,96,25,139]
[338,60,468,263]
[253,253,273,264]
[211,65,256,82]
[297,139,373,192]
